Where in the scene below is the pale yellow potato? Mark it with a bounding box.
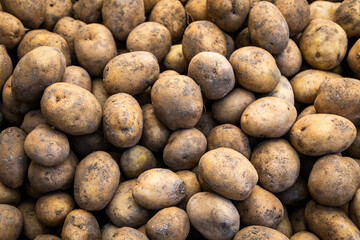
[163,44,188,74]
[268,76,295,105]
[310,1,340,22]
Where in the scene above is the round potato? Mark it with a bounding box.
[335,0,360,38]
[234,226,289,240]
[43,0,72,30]
[186,192,240,240]
[291,231,320,240]
[0,180,21,205]
[101,224,119,240]
[34,234,62,240]
[275,40,302,78]
[290,114,356,156]
[0,45,12,92]
[111,227,149,240]
[103,93,143,148]
[0,12,25,50]
[20,110,48,134]
[73,0,103,23]
[176,170,201,209]
[235,27,252,48]
[185,0,207,21]
[310,1,340,22]
[163,44,188,74]
[268,76,295,105]
[91,79,110,109]
[61,66,91,91]
[276,176,309,206]
[0,204,23,240]
[103,51,159,96]
[230,47,281,93]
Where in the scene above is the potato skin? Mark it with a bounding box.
[276,176,309,206]
[43,0,72,30]
[103,93,143,148]
[233,226,289,240]
[186,192,240,240]
[91,79,110,109]
[101,224,119,240]
[176,170,201,209]
[34,235,62,240]
[111,227,149,240]
[0,12,25,50]
[62,209,101,240]
[21,110,48,134]
[163,44,188,74]
[290,231,320,240]
[0,180,21,205]
[0,204,23,240]
[62,66,91,91]
[290,114,356,156]
[335,0,360,38]
[275,40,302,78]
[0,45,12,92]
[349,189,360,228]
[310,1,340,22]
[194,111,218,137]
[185,0,207,21]
[268,76,295,105]
[305,200,360,240]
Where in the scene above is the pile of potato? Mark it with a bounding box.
[1,0,360,239]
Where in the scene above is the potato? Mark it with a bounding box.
[194,111,218,137]
[0,45,12,93]
[236,185,284,228]
[0,204,23,240]
[1,0,45,29]
[103,51,159,96]
[120,145,157,178]
[163,44,188,74]
[233,226,289,240]
[144,0,161,14]
[126,22,171,61]
[249,1,289,54]
[347,38,360,77]
[0,180,21,205]
[149,0,186,43]
[101,224,119,240]
[36,192,75,227]
[111,227,148,240]
[132,168,185,210]
[103,93,143,148]
[344,127,360,158]
[176,170,201,209]
[310,1,340,22]
[102,0,145,41]
[91,79,110,109]
[0,127,28,188]
[185,0,207,21]
[290,114,356,156]
[297,106,316,120]
[0,103,23,125]
[12,46,66,102]
[235,27,252,48]
[28,151,78,193]
[199,147,258,200]
[268,76,295,105]
[290,69,340,104]
[290,231,320,240]
[106,179,152,228]
[290,207,307,233]
[207,0,249,32]
[140,104,170,152]
[151,75,203,130]
[70,129,109,157]
[61,66,91,91]
[276,176,309,206]
[349,189,360,228]
[305,200,360,239]
[300,19,347,70]
[230,47,281,93]
[146,207,190,240]
[276,209,292,238]
[275,40,302,78]
[0,12,25,50]
[43,0,72,30]
[308,154,360,207]
[21,110,48,134]
[34,235,61,240]
[186,192,240,240]
[62,209,101,240]
[335,0,360,38]
[182,21,227,61]
[188,52,235,100]
[137,225,147,236]
[241,97,297,138]
[224,32,236,59]
[73,0,103,23]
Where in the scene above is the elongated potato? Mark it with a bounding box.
[275,40,302,78]
[0,12,25,50]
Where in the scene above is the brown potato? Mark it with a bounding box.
[74,23,117,77]
[151,75,203,130]
[61,66,91,91]
[36,192,75,227]
[62,209,101,240]
[103,93,143,148]
[91,79,110,109]
[163,44,188,74]
[111,227,149,240]
[230,47,281,93]
[0,180,21,205]
[102,0,145,41]
[234,226,289,240]
[101,224,119,240]
[188,52,235,100]
[176,170,201,209]
[276,209,292,238]
[132,168,185,210]
[335,0,360,38]
[276,176,309,206]
[137,225,147,236]
[185,0,207,21]
[268,76,295,105]
[73,0,103,23]
[224,32,236,59]
[275,40,302,78]
[290,207,307,233]
[194,111,218,137]
[21,110,48,134]
[0,103,23,125]
[144,0,161,14]
[348,38,360,77]
[43,0,72,30]
[0,45,12,93]
[186,192,240,240]
[344,127,360,158]
[34,234,61,240]
[0,204,23,240]
[0,127,28,188]
[291,231,320,240]
[199,147,258,200]
[103,51,159,96]
[0,12,25,50]
[297,105,317,120]
[310,1,340,22]
[70,129,109,157]
[235,27,252,48]
[290,114,356,156]
[146,207,190,240]
[126,22,171,61]
[349,189,360,228]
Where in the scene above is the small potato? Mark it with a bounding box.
[21,110,48,134]
[102,0,145,41]
[103,93,143,148]
[344,127,360,158]
[276,209,292,238]
[74,23,117,77]
[185,0,207,21]
[297,105,317,120]
[233,226,289,240]
[310,1,340,22]
[163,128,207,170]
[106,179,152,228]
[349,189,360,228]
[28,151,78,193]
[136,86,151,106]
[163,44,188,74]
[268,76,295,105]
[0,45,12,92]
[275,40,302,77]
[62,209,101,240]
[194,111,218,137]
[24,179,44,200]
[182,21,227,61]
[300,19,347,70]
[12,46,66,102]
[0,204,23,240]
[207,124,251,159]
[230,47,281,93]
[146,207,190,240]
[91,79,110,109]
[0,180,21,205]
[186,192,240,240]
[0,103,23,125]
[103,51,159,96]
[43,0,72,30]
[36,192,75,227]
[176,170,201,209]
[348,38,360,77]
[61,66,91,91]
[276,176,309,206]
[235,27,252,48]
[305,200,360,239]
[111,227,148,240]
[144,0,161,14]
[335,0,360,38]
[34,234,61,240]
[137,225,147,236]
[132,168,185,210]
[212,88,255,124]
[290,207,307,233]
[1,0,45,29]
[291,231,320,240]
[151,75,203,130]
[0,12,25,50]
[241,97,297,138]
[101,224,119,240]
[188,52,235,100]
[70,129,109,157]
[236,185,284,228]
[127,22,171,61]
[158,70,180,78]
[0,127,28,189]
[224,32,236,59]
[73,0,103,23]
[290,114,356,156]
[120,145,157,178]
[249,1,289,54]
[207,0,250,32]
[199,148,258,200]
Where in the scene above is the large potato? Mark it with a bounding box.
[0,12,25,50]
[0,204,23,240]
[73,0,103,23]
[43,0,72,30]
[0,180,21,205]
[335,0,360,38]
[275,40,302,78]
[233,226,289,240]
[0,45,12,92]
